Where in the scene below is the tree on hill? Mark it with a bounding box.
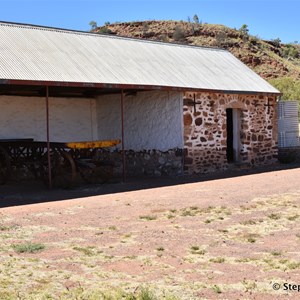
[193,14,200,24]
[272,38,281,47]
[239,24,249,37]
[89,21,97,31]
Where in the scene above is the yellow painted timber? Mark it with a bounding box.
[65,139,121,149]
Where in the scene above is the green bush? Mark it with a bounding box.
[271,38,281,47]
[98,27,113,34]
[269,77,300,100]
[282,44,299,59]
[12,242,45,253]
[239,24,249,38]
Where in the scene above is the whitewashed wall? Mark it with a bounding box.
[96,91,183,151]
[0,96,97,142]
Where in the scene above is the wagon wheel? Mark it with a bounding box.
[0,146,11,185]
[40,150,77,188]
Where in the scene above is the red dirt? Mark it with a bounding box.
[1,164,300,299]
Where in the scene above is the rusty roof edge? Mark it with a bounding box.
[0,79,282,96]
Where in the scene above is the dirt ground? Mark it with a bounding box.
[1,163,300,299]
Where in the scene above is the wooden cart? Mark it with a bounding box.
[0,139,120,187]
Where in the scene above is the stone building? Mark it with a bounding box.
[183,92,278,174]
[0,21,280,178]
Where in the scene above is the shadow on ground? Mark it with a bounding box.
[1,162,300,208]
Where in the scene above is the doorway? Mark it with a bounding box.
[226,108,240,163]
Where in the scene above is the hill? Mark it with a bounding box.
[94,20,300,82]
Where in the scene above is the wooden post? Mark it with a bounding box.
[121,90,126,182]
[46,86,52,189]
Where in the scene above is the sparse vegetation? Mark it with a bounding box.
[73,246,98,256]
[0,224,17,231]
[97,27,113,34]
[173,26,186,41]
[142,22,149,37]
[210,257,225,263]
[190,246,206,255]
[108,225,118,230]
[240,219,257,225]
[268,213,281,220]
[247,236,257,243]
[271,250,282,256]
[212,285,222,294]
[2,152,300,299]
[167,214,175,219]
[287,214,299,221]
[12,242,45,253]
[282,43,299,59]
[215,30,228,48]
[139,215,157,221]
[190,245,199,251]
[268,77,300,110]
[239,24,249,39]
[272,38,282,47]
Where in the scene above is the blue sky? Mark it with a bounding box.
[0,0,299,43]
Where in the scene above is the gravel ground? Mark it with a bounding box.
[0,163,300,299]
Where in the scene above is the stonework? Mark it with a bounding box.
[96,148,183,177]
[183,92,278,174]
[0,91,279,180]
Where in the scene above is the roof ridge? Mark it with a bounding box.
[0,20,228,52]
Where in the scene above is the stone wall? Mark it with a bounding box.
[96,148,183,177]
[183,92,278,174]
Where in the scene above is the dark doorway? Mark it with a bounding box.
[226,108,234,162]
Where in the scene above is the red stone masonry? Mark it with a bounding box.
[183,92,278,174]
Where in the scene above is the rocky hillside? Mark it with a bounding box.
[95,20,300,81]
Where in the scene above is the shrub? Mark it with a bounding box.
[282,44,299,59]
[272,38,281,47]
[215,31,228,48]
[239,24,249,37]
[12,242,45,253]
[173,26,186,41]
[269,77,300,102]
[98,27,113,34]
[139,215,157,221]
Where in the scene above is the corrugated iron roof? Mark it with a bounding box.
[0,21,280,94]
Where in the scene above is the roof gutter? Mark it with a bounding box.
[0,79,282,97]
